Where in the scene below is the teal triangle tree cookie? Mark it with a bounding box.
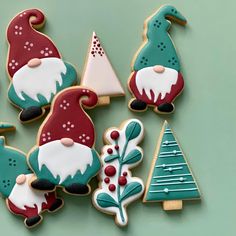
[0,123,15,133]
[143,121,200,210]
[128,5,187,114]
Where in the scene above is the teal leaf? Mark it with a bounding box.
[122,149,142,164]
[120,182,143,202]
[104,154,119,163]
[96,193,119,208]
[125,121,142,141]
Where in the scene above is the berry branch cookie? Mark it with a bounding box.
[93,119,144,226]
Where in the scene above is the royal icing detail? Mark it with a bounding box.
[81,32,124,98]
[0,137,63,228]
[6,9,77,122]
[28,87,101,195]
[143,121,200,205]
[12,58,66,102]
[93,119,144,226]
[128,5,186,113]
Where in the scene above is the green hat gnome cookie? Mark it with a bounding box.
[0,137,63,228]
[128,5,186,114]
[6,9,77,123]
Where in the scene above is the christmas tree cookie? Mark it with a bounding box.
[143,121,200,210]
[81,32,125,105]
[0,137,63,228]
[6,9,77,123]
[93,119,144,226]
[128,5,186,114]
[28,86,101,195]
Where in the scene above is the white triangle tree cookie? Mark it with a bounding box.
[81,32,125,105]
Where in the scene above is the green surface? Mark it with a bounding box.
[0,0,234,235]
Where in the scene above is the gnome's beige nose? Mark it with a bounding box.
[60,138,74,147]
[16,174,26,185]
[153,65,165,73]
[27,58,42,68]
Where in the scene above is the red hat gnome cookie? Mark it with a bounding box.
[28,86,101,195]
[0,137,63,228]
[128,5,186,114]
[81,32,125,105]
[6,9,77,123]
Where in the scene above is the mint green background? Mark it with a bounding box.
[0,0,234,235]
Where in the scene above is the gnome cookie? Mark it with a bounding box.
[28,86,101,195]
[128,5,186,114]
[6,9,77,123]
[0,137,63,228]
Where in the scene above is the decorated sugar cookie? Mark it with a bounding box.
[6,9,77,123]
[81,32,125,105]
[143,121,200,210]
[128,5,186,114]
[28,86,101,195]
[0,137,63,228]
[93,119,144,226]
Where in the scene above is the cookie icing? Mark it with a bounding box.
[128,5,186,113]
[6,9,60,78]
[0,137,63,228]
[133,5,187,71]
[136,66,178,102]
[28,87,101,194]
[81,32,124,97]
[12,57,66,102]
[143,121,200,202]
[93,119,144,226]
[38,140,94,184]
[9,174,47,213]
[6,9,77,122]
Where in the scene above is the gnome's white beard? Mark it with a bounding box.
[38,140,93,184]
[8,174,47,213]
[135,66,178,102]
[12,57,67,102]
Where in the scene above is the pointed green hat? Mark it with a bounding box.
[134,5,187,72]
[0,137,31,198]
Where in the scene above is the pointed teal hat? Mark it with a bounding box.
[0,137,31,198]
[133,5,187,72]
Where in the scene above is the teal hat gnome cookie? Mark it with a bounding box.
[28,86,101,195]
[93,119,144,226]
[128,5,186,114]
[6,9,77,123]
[0,137,63,228]
[143,121,200,210]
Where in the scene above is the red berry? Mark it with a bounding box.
[104,165,116,176]
[107,148,113,154]
[109,184,116,191]
[104,177,110,184]
[110,131,120,140]
[118,176,127,186]
[115,145,119,150]
[123,172,127,176]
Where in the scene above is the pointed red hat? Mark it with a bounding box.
[7,9,61,78]
[38,87,98,148]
